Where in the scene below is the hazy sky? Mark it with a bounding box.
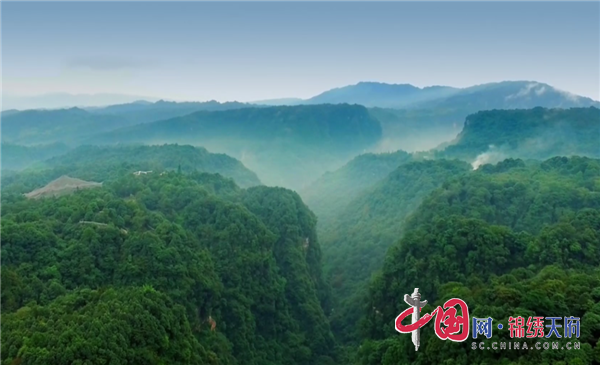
[2,1,599,102]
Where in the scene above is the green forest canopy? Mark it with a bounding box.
[440,107,600,162]
[88,104,383,189]
[354,157,600,365]
[320,159,472,343]
[2,103,600,365]
[2,170,338,365]
[0,144,261,196]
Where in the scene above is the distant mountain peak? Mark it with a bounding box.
[355,81,417,87]
[304,81,459,108]
[2,92,162,110]
[503,81,585,103]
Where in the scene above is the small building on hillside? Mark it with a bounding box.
[133,170,152,176]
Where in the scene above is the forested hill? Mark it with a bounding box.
[1,101,251,146]
[354,156,600,365]
[364,84,600,154]
[255,82,599,155]
[301,150,412,229]
[1,142,71,171]
[1,170,338,365]
[91,104,381,150]
[90,104,383,189]
[322,160,471,281]
[303,107,600,225]
[1,108,130,146]
[440,107,600,165]
[1,144,261,195]
[320,159,471,343]
[86,99,253,127]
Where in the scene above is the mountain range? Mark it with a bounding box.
[1,100,254,146]
[302,106,600,222]
[3,80,600,365]
[6,80,594,159]
[2,169,338,365]
[1,144,262,197]
[439,106,600,165]
[2,92,163,110]
[2,80,598,190]
[89,104,383,189]
[357,156,600,364]
[256,80,599,110]
[6,81,598,112]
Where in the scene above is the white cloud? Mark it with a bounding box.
[471,145,506,170]
[535,85,547,96]
[506,82,539,100]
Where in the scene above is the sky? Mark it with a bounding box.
[2,1,599,103]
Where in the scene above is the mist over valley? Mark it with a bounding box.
[2,2,600,364]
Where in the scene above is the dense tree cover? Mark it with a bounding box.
[303,82,599,154]
[3,97,600,365]
[89,104,383,189]
[1,142,71,171]
[42,144,261,188]
[358,264,600,365]
[352,156,600,365]
[2,288,219,365]
[0,144,260,198]
[440,107,600,162]
[241,187,337,360]
[303,107,599,226]
[2,103,383,190]
[320,159,471,343]
[1,170,336,365]
[301,150,412,229]
[405,157,600,234]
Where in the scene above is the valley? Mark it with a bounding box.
[2,81,600,365]
[4,2,600,363]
